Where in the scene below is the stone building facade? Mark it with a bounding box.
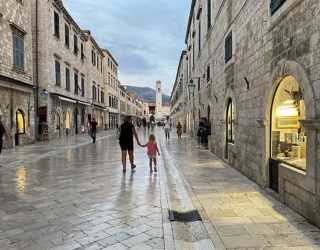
[83,30,105,131]
[32,0,91,139]
[102,49,120,129]
[0,0,35,148]
[171,0,320,226]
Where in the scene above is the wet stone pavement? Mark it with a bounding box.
[0,128,319,249]
[0,130,167,250]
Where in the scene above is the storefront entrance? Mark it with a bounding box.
[56,112,61,138]
[269,75,306,192]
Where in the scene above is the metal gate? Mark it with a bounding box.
[269,158,279,192]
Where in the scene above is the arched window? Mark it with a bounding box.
[56,112,61,129]
[66,111,71,129]
[16,110,25,134]
[226,99,235,144]
[271,75,306,171]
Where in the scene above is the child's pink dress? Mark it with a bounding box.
[147,142,157,159]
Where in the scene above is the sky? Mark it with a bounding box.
[63,0,190,95]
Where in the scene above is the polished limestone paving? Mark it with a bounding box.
[165,133,320,249]
[0,130,167,250]
[0,128,320,249]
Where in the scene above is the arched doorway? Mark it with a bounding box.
[74,108,79,134]
[66,111,71,136]
[15,110,25,145]
[81,108,85,126]
[226,99,235,159]
[269,75,306,192]
[56,112,61,138]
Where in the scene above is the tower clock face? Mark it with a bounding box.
[158,88,161,92]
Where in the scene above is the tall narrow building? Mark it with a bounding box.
[155,80,170,120]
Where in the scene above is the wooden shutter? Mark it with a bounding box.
[207,0,212,29]
[55,60,60,85]
[54,12,60,38]
[270,0,286,15]
[13,34,24,70]
[74,73,78,94]
[81,78,85,96]
[65,24,69,47]
[225,32,232,63]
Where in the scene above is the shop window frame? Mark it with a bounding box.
[16,110,25,135]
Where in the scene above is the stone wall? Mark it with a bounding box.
[0,0,35,148]
[176,0,320,226]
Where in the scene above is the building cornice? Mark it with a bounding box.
[185,0,196,44]
[101,48,119,66]
[53,0,85,40]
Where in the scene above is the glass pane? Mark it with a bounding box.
[16,111,25,134]
[66,112,71,129]
[271,76,306,171]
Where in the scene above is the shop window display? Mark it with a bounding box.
[16,110,25,134]
[227,99,235,144]
[271,76,306,170]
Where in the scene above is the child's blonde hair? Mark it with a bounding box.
[149,134,156,142]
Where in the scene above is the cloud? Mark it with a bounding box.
[63,0,190,95]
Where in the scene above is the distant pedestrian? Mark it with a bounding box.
[0,115,6,159]
[176,122,182,139]
[90,118,98,143]
[164,116,171,141]
[140,134,160,172]
[201,118,209,149]
[119,116,141,173]
[197,117,204,148]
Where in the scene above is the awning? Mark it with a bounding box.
[59,96,77,103]
[108,107,119,114]
[78,101,90,106]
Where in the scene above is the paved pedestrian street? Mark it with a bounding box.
[0,129,320,249]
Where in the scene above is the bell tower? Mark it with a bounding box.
[155,80,162,119]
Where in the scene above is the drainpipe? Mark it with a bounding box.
[35,0,39,141]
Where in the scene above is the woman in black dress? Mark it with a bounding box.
[119,116,141,172]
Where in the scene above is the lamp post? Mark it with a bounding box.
[39,88,49,101]
[187,79,196,99]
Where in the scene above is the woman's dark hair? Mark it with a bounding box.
[124,116,132,123]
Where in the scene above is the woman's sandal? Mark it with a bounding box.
[131,165,136,170]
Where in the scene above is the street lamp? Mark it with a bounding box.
[40,88,49,101]
[188,79,195,98]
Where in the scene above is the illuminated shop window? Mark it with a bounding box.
[226,99,235,144]
[271,76,306,171]
[66,111,71,129]
[16,110,25,134]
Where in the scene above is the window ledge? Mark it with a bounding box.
[268,0,302,31]
[299,119,320,130]
[53,34,60,40]
[279,162,307,175]
[12,67,25,74]
[225,56,235,70]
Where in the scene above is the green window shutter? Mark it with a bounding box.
[225,32,232,63]
[66,68,70,91]
[81,78,85,96]
[19,38,24,69]
[55,60,61,85]
[65,24,69,47]
[74,35,78,54]
[270,0,286,15]
[74,73,78,94]
[207,0,211,30]
[13,34,24,70]
[54,12,60,38]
